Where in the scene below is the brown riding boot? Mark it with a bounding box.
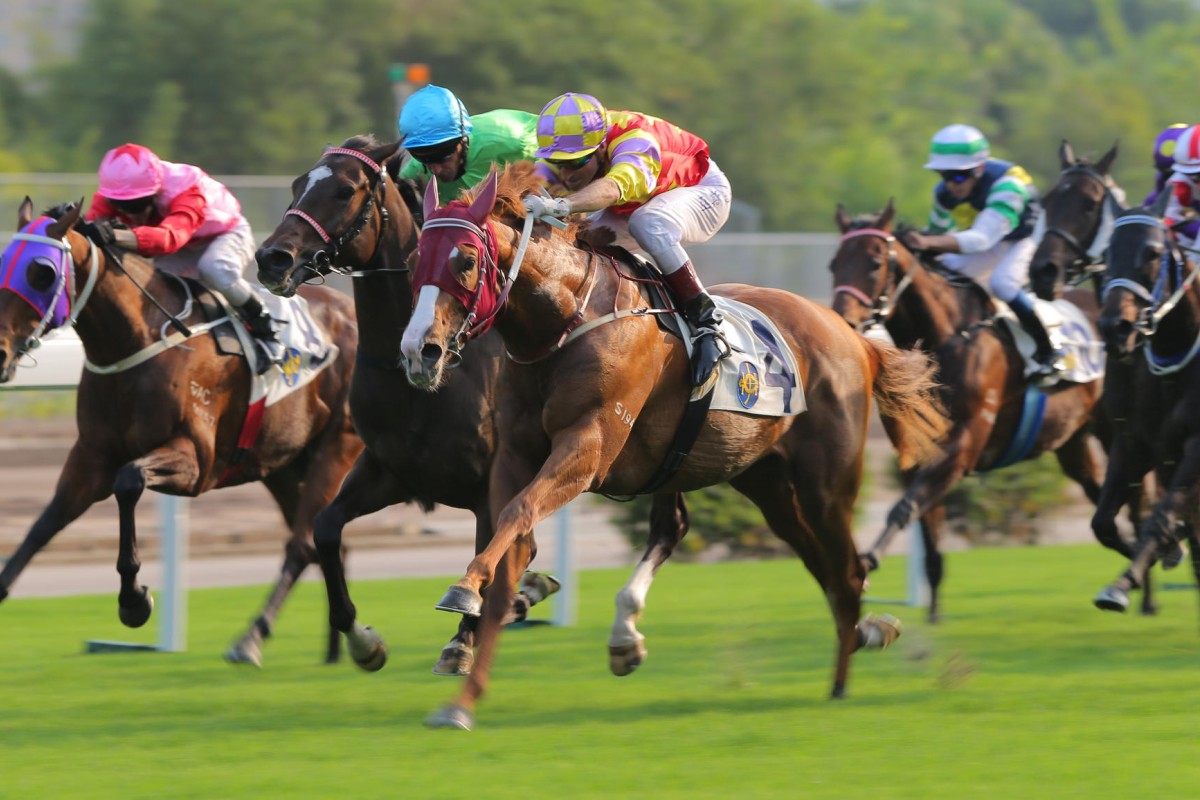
[662,261,727,387]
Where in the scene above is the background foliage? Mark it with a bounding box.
[2,0,1199,228]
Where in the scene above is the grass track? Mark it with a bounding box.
[2,545,1199,798]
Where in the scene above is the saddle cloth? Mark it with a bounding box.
[994,298,1105,386]
[222,287,339,407]
[707,297,806,417]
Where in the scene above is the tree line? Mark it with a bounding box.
[1,0,1197,230]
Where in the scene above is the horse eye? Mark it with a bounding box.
[26,259,57,292]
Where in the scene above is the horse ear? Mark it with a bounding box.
[1059,139,1076,169]
[1151,185,1172,217]
[45,201,82,241]
[370,140,404,171]
[1096,140,1119,175]
[423,177,440,220]
[18,196,32,230]
[834,203,852,233]
[466,170,499,225]
[879,198,896,231]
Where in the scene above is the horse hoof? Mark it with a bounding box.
[346,624,388,672]
[118,586,154,628]
[519,571,562,601]
[224,639,263,668]
[425,704,474,730]
[1159,540,1186,570]
[860,553,880,573]
[435,585,483,617]
[1094,586,1130,613]
[432,643,474,676]
[857,613,903,650]
[609,639,647,676]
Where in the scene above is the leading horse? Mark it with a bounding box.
[395,164,949,730]
[1091,196,1200,614]
[831,201,1111,619]
[0,199,362,666]
[255,136,559,675]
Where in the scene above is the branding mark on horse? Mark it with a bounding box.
[189,380,212,406]
[614,402,635,427]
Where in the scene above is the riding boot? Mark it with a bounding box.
[236,295,285,373]
[1009,293,1064,381]
[662,261,728,387]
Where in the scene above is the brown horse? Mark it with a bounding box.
[254,136,558,675]
[1091,198,1200,613]
[1029,139,1122,303]
[0,199,362,666]
[831,201,1109,620]
[393,164,948,730]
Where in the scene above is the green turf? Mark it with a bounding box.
[2,546,1198,798]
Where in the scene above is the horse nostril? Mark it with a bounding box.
[420,342,443,372]
[255,248,294,279]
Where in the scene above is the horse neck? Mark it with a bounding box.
[1153,260,1200,350]
[886,258,975,348]
[349,187,420,357]
[71,250,170,365]
[495,225,608,350]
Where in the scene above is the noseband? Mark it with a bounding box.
[283,147,392,281]
[2,226,100,356]
[832,228,914,331]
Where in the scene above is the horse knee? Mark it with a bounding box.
[313,505,344,557]
[112,464,147,505]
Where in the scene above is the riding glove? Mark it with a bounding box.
[522,194,572,219]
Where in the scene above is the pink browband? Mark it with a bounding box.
[833,228,894,307]
[839,227,892,241]
[282,147,385,243]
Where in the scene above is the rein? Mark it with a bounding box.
[833,228,915,331]
[1038,165,1124,282]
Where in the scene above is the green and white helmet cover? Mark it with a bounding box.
[924,124,990,170]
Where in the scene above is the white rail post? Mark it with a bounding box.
[156,494,188,651]
[552,504,577,626]
[906,520,930,608]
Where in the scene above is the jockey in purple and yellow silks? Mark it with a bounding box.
[523,92,732,387]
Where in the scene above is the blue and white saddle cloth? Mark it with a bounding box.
[706,297,806,417]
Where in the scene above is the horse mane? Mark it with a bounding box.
[459,161,581,240]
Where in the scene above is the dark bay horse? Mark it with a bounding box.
[831,201,1108,620]
[1029,139,1122,302]
[1091,197,1200,614]
[0,199,362,666]
[395,164,950,729]
[254,136,557,675]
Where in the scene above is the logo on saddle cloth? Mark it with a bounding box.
[709,297,806,417]
[233,289,338,407]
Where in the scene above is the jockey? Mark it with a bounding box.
[83,143,283,368]
[904,124,1060,379]
[1162,124,1200,251]
[397,84,539,206]
[522,92,732,387]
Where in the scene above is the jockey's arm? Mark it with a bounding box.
[560,177,622,214]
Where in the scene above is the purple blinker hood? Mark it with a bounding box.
[0,216,71,329]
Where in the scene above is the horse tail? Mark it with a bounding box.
[862,336,949,470]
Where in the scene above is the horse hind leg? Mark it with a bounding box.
[112,441,201,628]
[608,493,689,677]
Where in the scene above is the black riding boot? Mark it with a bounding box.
[680,291,727,388]
[1010,294,1060,380]
[236,295,285,373]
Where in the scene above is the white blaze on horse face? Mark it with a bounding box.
[401,284,443,370]
[298,165,333,205]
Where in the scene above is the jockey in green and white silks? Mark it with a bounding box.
[904,124,1061,378]
[397,85,539,206]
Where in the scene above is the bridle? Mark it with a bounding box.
[1037,165,1124,285]
[1102,213,1200,374]
[2,223,100,356]
[832,227,915,332]
[282,147,400,282]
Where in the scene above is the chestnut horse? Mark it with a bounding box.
[255,136,557,675]
[394,164,949,730]
[831,201,1109,620]
[1091,197,1200,614]
[0,199,361,666]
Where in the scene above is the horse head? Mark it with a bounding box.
[830,199,904,331]
[256,136,412,297]
[1098,190,1176,358]
[1030,139,1121,301]
[0,198,86,382]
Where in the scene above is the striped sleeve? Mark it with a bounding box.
[984,169,1032,229]
[604,128,662,206]
[928,193,956,233]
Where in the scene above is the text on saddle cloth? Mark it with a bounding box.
[994,298,1105,385]
[707,297,806,417]
[236,288,339,407]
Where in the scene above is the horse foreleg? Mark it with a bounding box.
[112,441,200,628]
[312,451,402,672]
[918,505,946,623]
[0,443,112,602]
[427,535,531,731]
[609,493,689,676]
[1089,432,1155,613]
